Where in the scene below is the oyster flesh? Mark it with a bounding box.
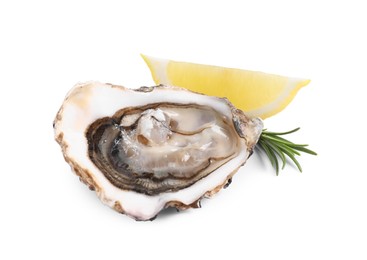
[54,82,263,220]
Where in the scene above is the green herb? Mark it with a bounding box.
[257,127,317,175]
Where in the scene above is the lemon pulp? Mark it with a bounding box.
[142,54,310,119]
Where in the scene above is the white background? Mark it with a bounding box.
[1,0,366,259]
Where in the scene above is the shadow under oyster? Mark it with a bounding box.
[54,82,263,220]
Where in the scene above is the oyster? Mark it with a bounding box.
[54,82,263,220]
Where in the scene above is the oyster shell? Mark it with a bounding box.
[54,82,263,220]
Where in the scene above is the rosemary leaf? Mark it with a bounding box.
[258,139,277,168]
[279,145,303,172]
[292,146,318,155]
[263,138,286,170]
[276,141,301,156]
[260,127,300,136]
[261,134,299,147]
[267,143,279,175]
[263,134,309,148]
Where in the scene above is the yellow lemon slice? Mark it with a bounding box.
[141,54,310,119]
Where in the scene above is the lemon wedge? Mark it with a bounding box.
[141,54,310,119]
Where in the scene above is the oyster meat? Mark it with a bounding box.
[54,82,263,220]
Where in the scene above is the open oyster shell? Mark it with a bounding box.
[54,82,263,220]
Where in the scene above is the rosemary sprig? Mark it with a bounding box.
[257,127,317,175]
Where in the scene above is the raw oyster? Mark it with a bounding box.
[54,82,263,220]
